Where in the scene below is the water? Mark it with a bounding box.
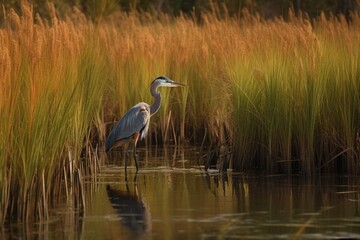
[2,147,360,239]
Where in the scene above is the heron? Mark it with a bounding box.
[105,76,187,179]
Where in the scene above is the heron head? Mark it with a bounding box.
[152,76,188,88]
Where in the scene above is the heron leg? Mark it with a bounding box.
[125,143,131,182]
[133,142,139,173]
[133,133,140,174]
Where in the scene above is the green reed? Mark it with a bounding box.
[0,4,107,223]
[230,17,360,175]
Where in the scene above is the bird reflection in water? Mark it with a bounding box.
[106,184,151,234]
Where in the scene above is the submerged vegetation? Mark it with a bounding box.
[1,2,360,225]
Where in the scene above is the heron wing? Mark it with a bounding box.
[106,103,150,151]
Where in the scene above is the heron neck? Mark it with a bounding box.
[150,85,161,116]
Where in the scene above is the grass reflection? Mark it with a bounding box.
[2,147,360,239]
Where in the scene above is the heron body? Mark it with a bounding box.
[105,76,187,179]
[105,102,150,152]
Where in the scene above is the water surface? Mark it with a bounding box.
[2,147,360,239]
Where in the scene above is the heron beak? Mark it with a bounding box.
[171,81,188,87]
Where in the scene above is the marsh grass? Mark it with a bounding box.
[1,3,360,225]
[230,15,360,175]
[0,4,106,224]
